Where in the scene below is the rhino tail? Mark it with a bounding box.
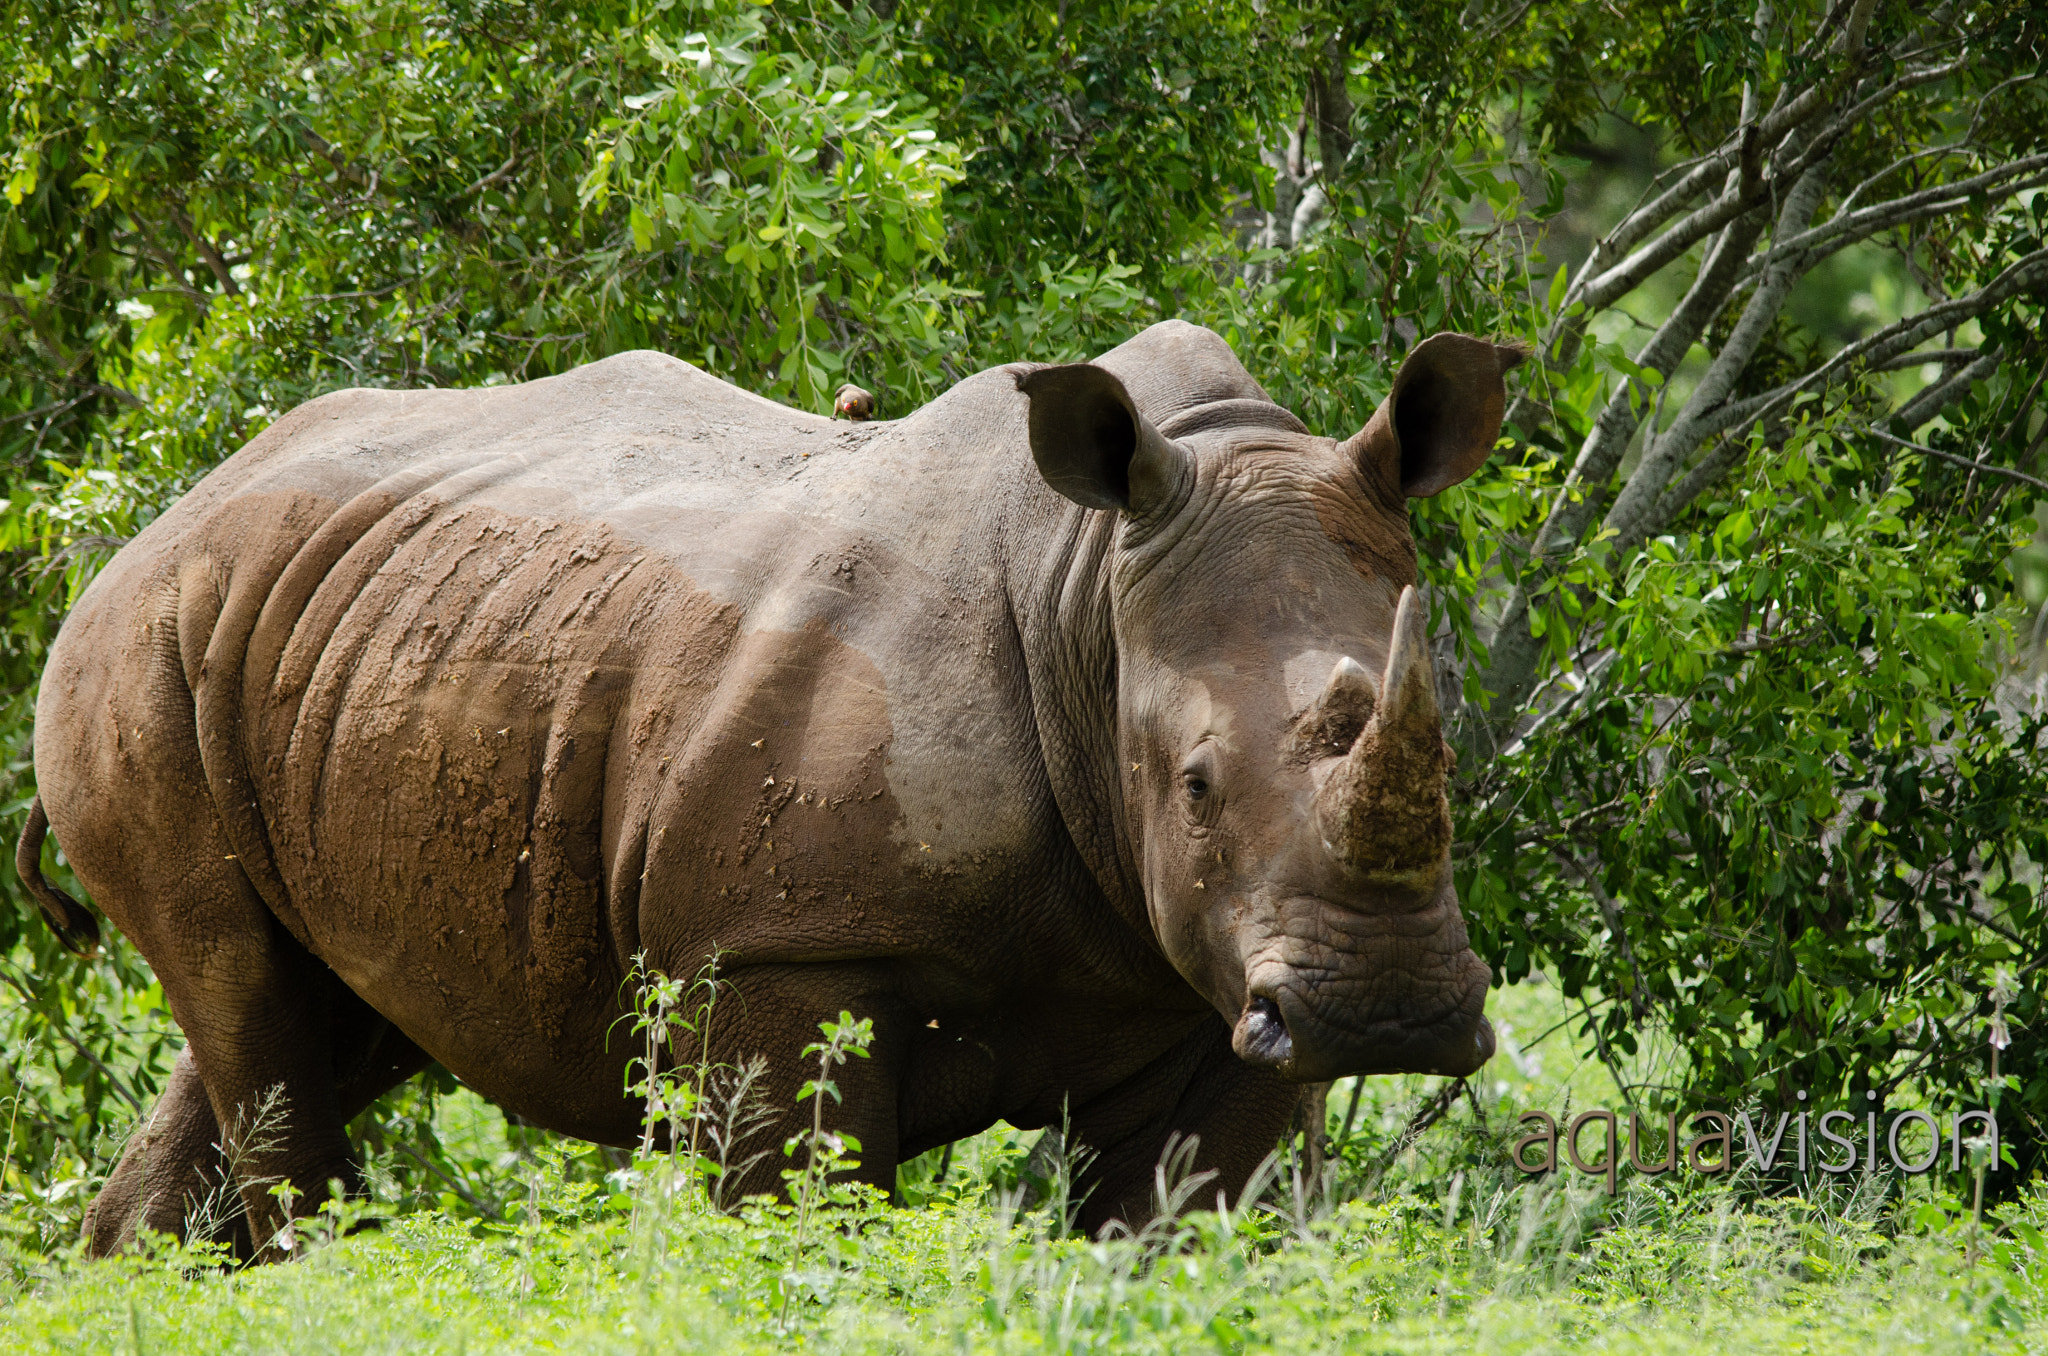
[16,795,99,956]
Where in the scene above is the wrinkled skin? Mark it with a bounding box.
[27,321,1514,1256]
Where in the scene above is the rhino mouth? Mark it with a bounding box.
[1235,997,1296,1066]
[1229,948,1495,1083]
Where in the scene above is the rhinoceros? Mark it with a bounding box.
[21,320,1515,1253]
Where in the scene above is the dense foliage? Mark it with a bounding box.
[2,0,2045,1259]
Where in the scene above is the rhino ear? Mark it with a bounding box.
[1018,364,1189,514]
[1345,334,1526,499]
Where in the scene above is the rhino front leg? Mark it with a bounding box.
[685,963,911,1208]
[1065,1014,1302,1236]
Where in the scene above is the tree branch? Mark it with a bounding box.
[1725,629,1824,655]
[0,965,149,1115]
[1889,349,2001,431]
[1660,247,2048,472]
[1598,149,1740,269]
[459,154,520,199]
[1569,46,1946,320]
[1469,208,1772,747]
[122,225,213,312]
[167,204,241,297]
[1605,160,1833,547]
[1747,153,2048,278]
[1871,347,1979,372]
[1868,429,2048,495]
[1305,34,1352,181]
[1787,56,1972,167]
[1750,247,2048,420]
[1575,135,1766,314]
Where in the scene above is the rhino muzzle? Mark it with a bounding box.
[1228,873,1494,1082]
[1231,968,1496,1082]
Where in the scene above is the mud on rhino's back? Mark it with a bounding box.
[41,348,1057,1131]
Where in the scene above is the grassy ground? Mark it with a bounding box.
[2,977,2039,1354]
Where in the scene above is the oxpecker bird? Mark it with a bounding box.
[834,383,876,421]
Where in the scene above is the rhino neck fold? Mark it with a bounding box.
[1001,491,1150,940]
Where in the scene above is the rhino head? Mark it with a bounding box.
[1020,323,1519,1082]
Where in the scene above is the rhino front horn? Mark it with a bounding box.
[1315,585,1452,888]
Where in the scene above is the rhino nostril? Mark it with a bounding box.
[1471,1015,1496,1065]
[1232,996,1294,1069]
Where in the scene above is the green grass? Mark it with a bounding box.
[3,977,2040,1354]
[2,1165,2040,1354]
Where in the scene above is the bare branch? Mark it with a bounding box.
[1871,347,1980,372]
[1470,208,1776,744]
[1646,428,1758,531]
[459,154,520,199]
[1574,47,1979,328]
[0,381,143,440]
[1793,0,1858,61]
[300,280,415,304]
[1575,49,1954,317]
[0,395,88,432]
[0,966,148,1114]
[168,204,241,297]
[1747,153,2048,277]
[1605,161,1833,544]
[1596,151,1740,270]
[1689,246,2048,454]
[120,225,212,312]
[1576,141,1766,313]
[1740,57,1972,243]
[1725,629,1824,655]
[1890,350,2001,430]
[1550,209,1772,555]
[1867,429,2048,495]
[1640,265,2044,535]
[1551,22,1875,324]
[1963,69,2048,144]
[297,125,368,188]
[1800,250,2048,391]
[1829,145,1974,220]
[1836,0,1877,57]
[1999,358,2048,449]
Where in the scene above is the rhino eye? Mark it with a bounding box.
[1179,747,1222,827]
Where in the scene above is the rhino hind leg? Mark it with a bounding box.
[46,556,433,1260]
[85,1048,254,1259]
[64,812,429,1258]
[83,977,432,1260]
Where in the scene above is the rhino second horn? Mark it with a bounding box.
[1287,655,1376,764]
[1326,654,1377,719]
[1316,585,1452,887]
